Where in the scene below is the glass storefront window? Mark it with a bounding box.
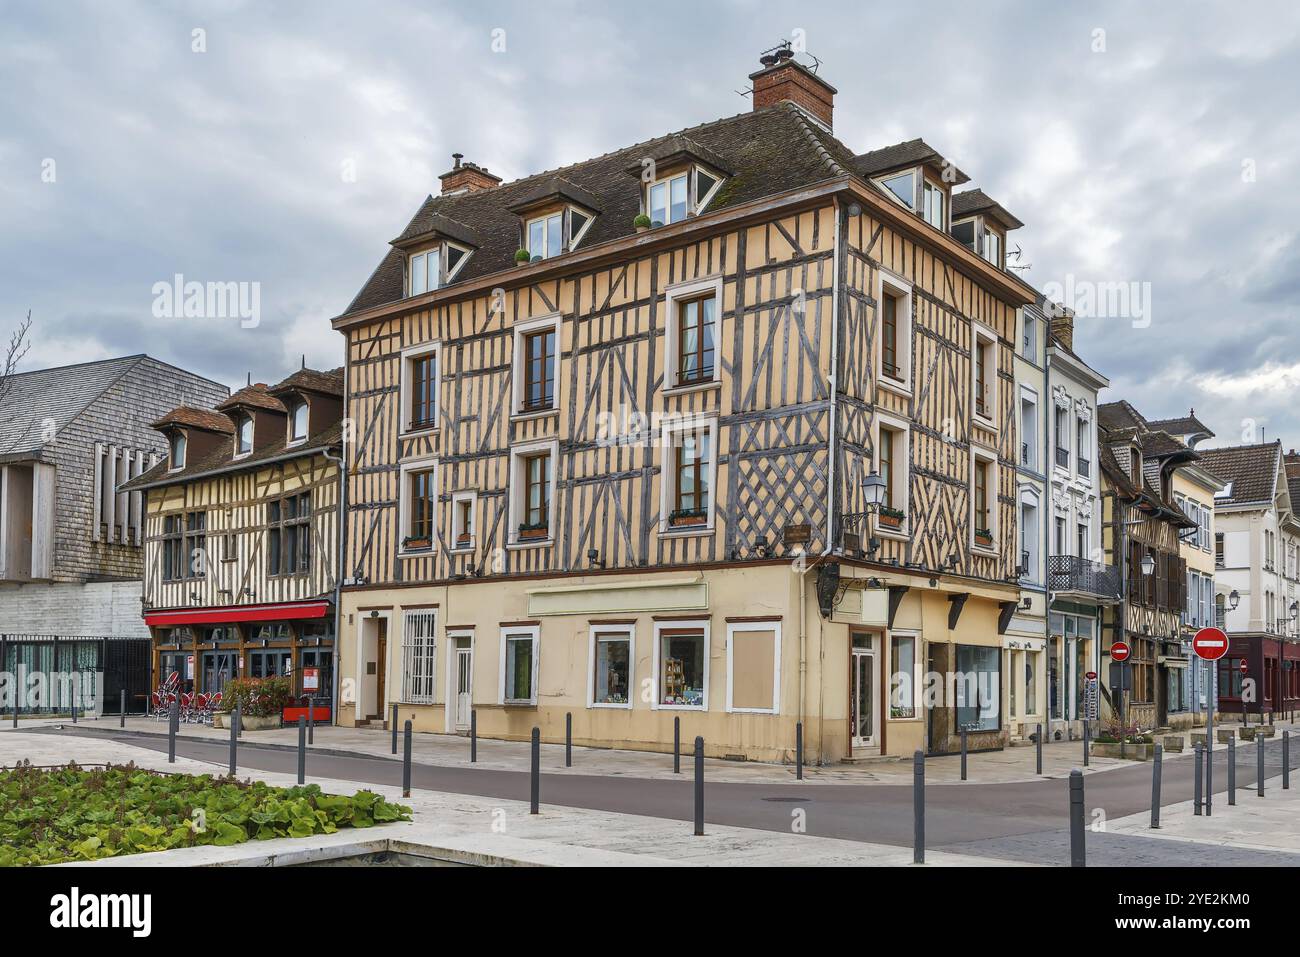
[593,632,631,705]
[890,634,916,718]
[955,645,1000,731]
[659,629,705,707]
[1025,653,1037,715]
[299,649,334,702]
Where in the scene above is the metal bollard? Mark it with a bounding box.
[796,721,804,781]
[1069,769,1085,867]
[72,689,78,724]
[1228,736,1236,805]
[297,716,306,785]
[470,709,477,763]
[120,689,126,728]
[391,703,398,755]
[308,697,315,745]
[961,729,968,781]
[1194,744,1203,815]
[673,715,680,774]
[913,750,925,864]
[402,720,412,798]
[1205,722,1214,818]
[1285,731,1291,790]
[1083,720,1090,767]
[565,712,572,768]
[530,727,540,814]
[168,697,178,763]
[1258,736,1265,797]
[1150,744,1162,829]
[1036,723,1043,776]
[228,703,239,775]
[694,736,705,836]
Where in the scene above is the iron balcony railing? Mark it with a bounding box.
[1048,554,1121,599]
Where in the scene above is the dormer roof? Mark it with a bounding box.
[268,367,345,400]
[952,188,1023,230]
[852,138,970,185]
[506,176,604,216]
[217,383,285,415]
[391,212,482,250]
[150,406,235,435]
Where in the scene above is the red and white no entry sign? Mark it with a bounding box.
[1240,659,1249,674]
[1110,641,1131,662]
[1192,627,1229,661]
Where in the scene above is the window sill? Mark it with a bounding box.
[972,542,999,557]
[502,700,538,708]
[663,380,721,398]
[449,541,475,554]
[398,549,434,559]
[399,425,439,441]
[659,524,714,539]
[511,407,559,423]
[873,523,909,542]
[589,701,633,711]
[727,707,778,716]
[656,703,706,712]
[972,413,997,431]
[878,376,912,399]
[508,537,554,551]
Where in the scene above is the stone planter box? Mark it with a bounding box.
[1090,741,1154,761]
[1217,728,1236,744]
[1160,734,1184,753]
[1190,731,1208,747]
[212,713,281,731]
[1242,726,1277,741]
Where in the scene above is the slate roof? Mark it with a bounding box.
[342,103,861,317]
[150,406,234,434]
[1195,443,1282,508]
[269,367,344,398]
[217,384,285,414]
[1148,410,1213,440]
[0,355,149,457]
[1097,400,1198,525]
[851,138,970,184]
[951,187,1024,230]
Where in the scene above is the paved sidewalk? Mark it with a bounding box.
[0,731,1016,867]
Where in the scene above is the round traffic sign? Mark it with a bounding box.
[1192,627,1229,662]
[1240,660,1249,674]
[1110,641,1130,662]
[1085,671,1097,681]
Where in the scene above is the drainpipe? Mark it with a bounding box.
[322,436,347,727]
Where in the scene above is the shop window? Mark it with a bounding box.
[590,626,632,708]
[955,644,1000,732]
[726,623,780,714]
[500,626,539,705]
[890,633,917,719]
[656,623,708,709]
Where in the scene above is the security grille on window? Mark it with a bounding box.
[401,610,438,704]
[268,492,311,575]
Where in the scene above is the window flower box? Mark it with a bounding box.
[402,536,432,551]
[877,507,905,530]
[456,533,471,548]
[974,528,993,548]
[518,523,549,541]
[668,509,708,528]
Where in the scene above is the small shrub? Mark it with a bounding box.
[217,676,292,716]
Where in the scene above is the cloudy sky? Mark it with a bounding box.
[2,1,1297,447]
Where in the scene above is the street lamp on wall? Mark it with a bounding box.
[1229,589,1241,611]
[1140,553,1156,577]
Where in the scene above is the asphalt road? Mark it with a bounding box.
[35,727,1300,865]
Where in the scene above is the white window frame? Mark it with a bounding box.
[1019,385,1038,471]
[971,444,999,553]
[871,410,911,541]
[1053,403,1071,474]
[511,313,562,416]
[507,438,559,548]
[168,431,186,471]
[408,246,441,296]
[287,399,309,446]
[982,222,1004,268]
[663,275,724,391]
[874,169,917,210]
[399,608,438,705]
[399,340,441,437]
[397,455,438,556]
[234,414,253,459]
[887,629,922,722]
[725,621,781,715]
[875,269,913,396]
[658,414,719,536]
[587,623,635,710]
[1019,486,1041,583]
[443,629,474,732]
[921,176,946,230]
[971,321,998,428]
[449,490,477,553]
[526,211,564,260]
[498,624,540,706]
[652,619,711,712]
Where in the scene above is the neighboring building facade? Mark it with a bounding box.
[122,368,343,708]
[1043,311,1113,740]
[330,54,1037,763]
[1197,442,1300,718]
[0,355,227,638]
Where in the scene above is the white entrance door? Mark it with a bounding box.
[454,643,473,731]
[851,637,877,749]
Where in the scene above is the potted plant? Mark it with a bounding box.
[974,527,993,547]
[633,213,651,233]
[514,248,530,265]
[518,521,548,541]
[877,505,905,530]
[668,508,708,528]
[213,676,293,730]
[402,535,432,551]
[456,532,471,548]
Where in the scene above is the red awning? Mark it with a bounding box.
[145,600,331,628]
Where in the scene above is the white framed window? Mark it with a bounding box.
[407,241,472,296]
[235,414,253,457]
[982,224,1003,268]
[1019,387,1038,470]
[499,624,539,706]
[1019,489,1040,582]
[588,624,634,709]
[646,165,724,227]
[512,313,561,415]
[508,439,559,546]
[971,444,999,552]
[876,270,913,394]
[888,630,920,720]
[871,410,910,538]
[653,620,710,710]
[663,275,723,391]
[659,415,718,534]
[875,170,915,208]
[399,341,440,436]
[1054,403,1071,471]
[168,432,186,471]
[450,490,476,552]
[922,178,946,230]
[288,400,309,444]
[398,455,438,554]
[400,608,438,704]
[971,322,998,426]
[1076,416,1091,477]
[1021,312,1037,357]
[525,207,594,260]
[725,621,781,715]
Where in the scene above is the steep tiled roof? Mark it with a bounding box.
[0,355,147,456]
[852,138,969,183]
[1097,400,1198,526]
[122,422,341,492]
[217,384,285,414]
[951,187,1023,230]
[342,103,859,317]
[270,367,344,398]
[1196,443,1282,508]
[150,406,234,434]
[1148,410,1213,440]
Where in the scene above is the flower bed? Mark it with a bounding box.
[0,761,411,866]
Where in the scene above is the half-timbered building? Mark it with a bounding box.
[122,367,343,711]
[331,52,1036,761]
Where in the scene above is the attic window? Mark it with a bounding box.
[922,179,945,229]
[526,207,595,260]
[877,171,914,207]
[168,432,186,471]
[408,241,473,296]
[289,401,309,444]
[1215,481,1233,500]
[235,415,253,457]
[647,165,724,226]
[982,225,1003,268]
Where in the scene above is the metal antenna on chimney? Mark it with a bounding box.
[301,354,306,369]
[246,372,251,386]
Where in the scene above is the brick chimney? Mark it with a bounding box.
[1048,304,1075,351]
[438,153,502,195]
[1286,449,1300,477]
[749,51,836,130]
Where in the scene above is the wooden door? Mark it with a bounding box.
[375,621,387,721]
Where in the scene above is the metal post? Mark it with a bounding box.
[1193,744,1203,815]
[961,728,968,780]
[796,721,804,781]
[913,750,925,864]
[693,736,705,836]
[228,703,239,775]
[1258,736,1265,797]
[470,709,477,763]
[1069,768,1085,867]
[308,697,315,745]
[391,703,398,755]
[297,716,306,785]
[120,689,126,728]
[1083,719,1090,767]
[168,697,178,763]
[1284,730,1291,790]
[1228,736,1236,805]
[530,727,540,814]
[1149,744,1162,829]
[1036,723,1043,775]
[1205,669,1214,817]
[565,711,572,768]
[402,720,412,798]
[71,686,78,723]
[673,716,680,774]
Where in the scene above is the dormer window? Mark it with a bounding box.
[168,432,186,470]
[922,179,946,229]
[982,226,1003,268]
[525,206,595,260]
[289,401,308,444]
[878,170,914,207]
[876,169,948,230]
[408,241,472,296]
[646,165,724,227]
[235,415,253,457]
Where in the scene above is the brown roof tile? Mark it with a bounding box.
[217,384,286,414]
[270,367,344,398]
[150,406,234,434]
[1195,443,1282,508]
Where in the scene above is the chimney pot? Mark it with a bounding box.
[452,152,463,169]
[438,155,502,195]
[749,57,836,130]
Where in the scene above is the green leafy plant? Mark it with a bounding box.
[514,248,530,263]
[0,761,411,866]
[216,676,292,716]
[633,213,651,228]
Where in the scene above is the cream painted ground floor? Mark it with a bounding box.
[335,561,1036,764]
